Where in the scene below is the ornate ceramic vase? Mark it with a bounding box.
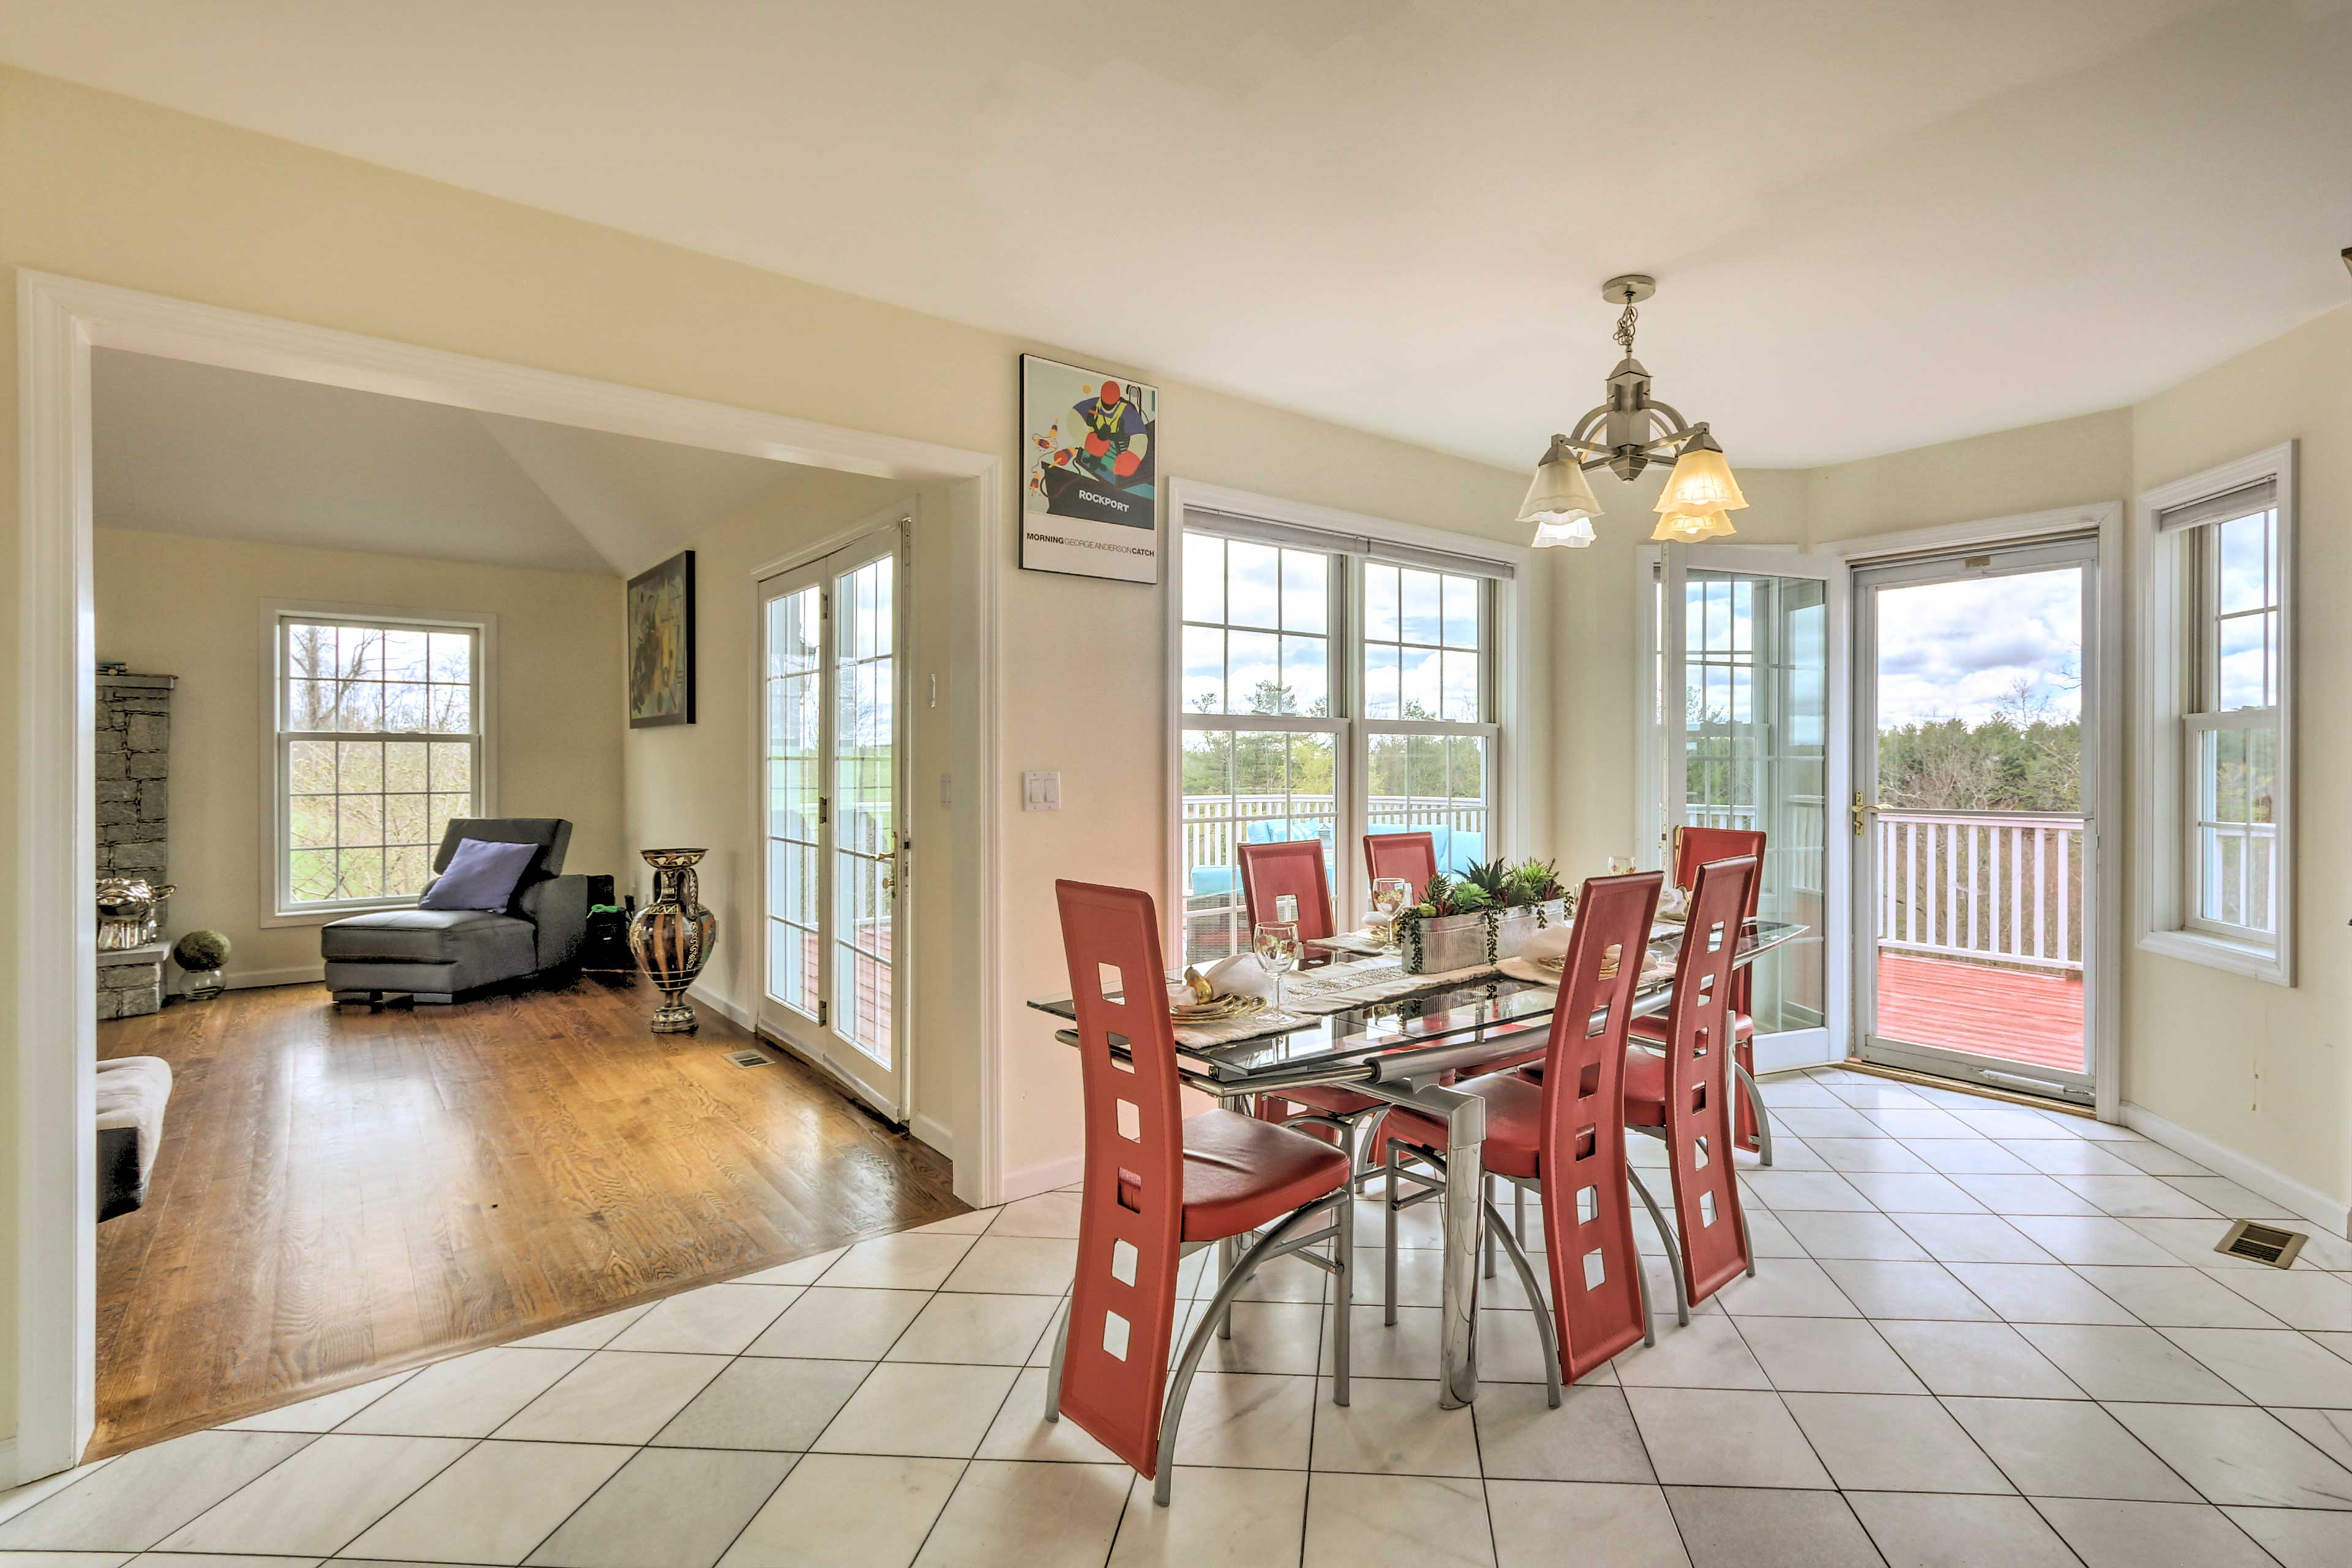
[628,848,718,1033]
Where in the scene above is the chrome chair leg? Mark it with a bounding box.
[1736,1062,1773,1167]
[1483,1174,1499,1280]
[1382,1140,1401,1326]
[1633,1243,1657,1347]
[1043,1293,1072,1420]
[1156,1194,1344,1506]
[1333,1183,1354,1405]
[1627,1165,1690,1327]
[1514,1182,1527,1247]
[1485,1191,1561,1409]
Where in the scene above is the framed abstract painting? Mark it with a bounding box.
[627,549,696,727]
[1020,353,1160,583]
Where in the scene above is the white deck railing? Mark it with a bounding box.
[1180,794,1487,884]
[1877,809,2085,971]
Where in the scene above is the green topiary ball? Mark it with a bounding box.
[172,930,231,971]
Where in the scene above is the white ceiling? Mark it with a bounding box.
[93,349,828,573]
[19,2,2352,469]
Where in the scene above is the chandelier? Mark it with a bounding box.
[1518,275,1748,548]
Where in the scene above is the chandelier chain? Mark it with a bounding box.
[1612,297,1638,358]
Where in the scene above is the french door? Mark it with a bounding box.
[1642,545,1849,1072]
[1851,537,2100,1104]
[757,526,909,1121]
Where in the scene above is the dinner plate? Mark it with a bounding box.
[1169,993,1267,1023]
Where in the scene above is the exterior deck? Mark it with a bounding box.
[1876,951,2085,1072]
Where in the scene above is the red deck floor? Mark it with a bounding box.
[1875,952,2086,1072]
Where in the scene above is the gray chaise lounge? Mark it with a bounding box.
[322,818,587,1004]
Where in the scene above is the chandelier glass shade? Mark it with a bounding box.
[1517,276,1746,549]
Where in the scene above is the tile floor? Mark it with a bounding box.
[7,1066,2352,1567]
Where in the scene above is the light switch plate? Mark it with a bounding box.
[1023,770,1062,812]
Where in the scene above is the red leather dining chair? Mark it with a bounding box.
[1044,880,1354,1506]
[1237,838,1337,967]
[1363,830,1439,904]
[1370,870,1665,1400]
[1629,826,1770,1158]
[1623,854,1760,1319]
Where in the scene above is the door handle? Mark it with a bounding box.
[1852,793,1867,838]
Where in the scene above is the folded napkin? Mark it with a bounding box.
[1657,884,1691,920]
[1518,920,1574,965]
[1166,953,1276,1006]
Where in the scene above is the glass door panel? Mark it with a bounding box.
[758,526,908,1121]
[1853,540,2096,1102]
[1683,569,1830,1040]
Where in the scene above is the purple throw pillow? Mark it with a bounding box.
[418,838,538,911]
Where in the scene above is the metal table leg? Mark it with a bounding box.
[1384,1081,1486,1411]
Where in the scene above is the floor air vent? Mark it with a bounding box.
[725,1050,773,1069]
[2215,1219,2308,1269]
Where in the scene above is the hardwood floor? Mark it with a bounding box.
[91,971,963,1460]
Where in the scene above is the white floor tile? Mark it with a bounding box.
[1104,1466,1306,1567]
[2001,1215,2184,1266]
[606,1284,802,1355]
[983,1190,1084,1238]
[524,1447,797,1568]
[1766,1109,1887,1140]
[737,1246,848,1286]
[652,1357,873,1451]
[1873,1319,2085,1398]
[1861,1108,1982,1140]
[1472,1383,1654,1482]
[1611,1316,1771,1390]
[888,1292,1061,1366]
[2105,1142,2216,1178]
[1813,1259,1996,1322]
[940,1236,1080,1296]
[2106,1400,2352,1509]
[1741,1170,1874,1212]
[912,1460,1129,1568]
[1711,1257,1861,1319]
[811,1362,1019,1458]
[910,1208,1001,1235]
[2203,1265,2352,1331]
[1907,1139,2037,1175]
[976,1367,1119,1464]
[1999,1140,2143,1178]
[1940,1398,2196,1502]
[1623,1388,1832,1489]
[1782,1392,2014,1493]
[1304,1473,1492,1568]
[508,1303,658,1351]
[1942,1264,2135,1325]
[1663,1486,1880,1567]
[1846,1491,2079,1567]
[2068,1267,2280,1329]
[2017,1324,2251,1403]
[1803,1137,1936,1174]
[1169,1371,1319,1470]
[815,1232,981,1291]
[2162,1176,2294,1218]
[341,1439,633,1564]
[157,1433,471,1556]
[1889,1212,2059,1265]
[0,1433,315,1553]
[219,1370,420,1433]
[2275,1407,2352,1469]
[2223,1504,2352,1567]
[1486,1480,1687,1568]
[2030,1498,2278,1567]
[2160,1327,2352,1406]
[1736,1316,1926,1393]
[338,1354,588,1438]
[1310,1374,1479,1477]
[1940,1173,2104,1216]
[1172,1298,1320,1378]
[2052,1175,2222,1220]
[497,1351,726,1444]
[716,1453,961,1568]
[748,1285,931,1360]
[1771,1210,1931,1261]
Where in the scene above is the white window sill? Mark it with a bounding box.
[260,897,421,929]
[2138,927,2292,987]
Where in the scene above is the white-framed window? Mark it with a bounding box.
[1174,509,1506,965]
[265,603,493,921]
[2136,443,2294,984]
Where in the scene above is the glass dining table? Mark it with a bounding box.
[1029,916,1804,1409]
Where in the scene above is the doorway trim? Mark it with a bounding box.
[13,270,1006,1482]
[1822,503,2125,1124]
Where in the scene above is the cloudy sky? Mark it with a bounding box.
[1875,568,2082,728]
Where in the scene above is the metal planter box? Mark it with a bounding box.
[1400,900,1568,973]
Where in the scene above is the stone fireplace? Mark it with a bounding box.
[97,670,175,1018]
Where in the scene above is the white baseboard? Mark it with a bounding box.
[1001,1152,1082,1204]
[0,1436,16,1491]
[686,982,753,1031]
[911,1112,956,1161]
[2122,1101,2351,1238]
[224,963,325,991]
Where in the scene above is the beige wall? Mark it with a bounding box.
[614,466,972,1142]
[90,527,624,985]
[1803,409,2134,545]
[0,67,1541,1446]
[2124,304,2352,1212]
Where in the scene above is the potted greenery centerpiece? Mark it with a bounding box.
[171,929,230,1001]
[1393,858,1574,974]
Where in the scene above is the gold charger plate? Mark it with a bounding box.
[1169,993,1267,1024]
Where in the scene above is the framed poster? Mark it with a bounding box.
[627,549,696,727]
[1020,354,1160,583]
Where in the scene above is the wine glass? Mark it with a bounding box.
[1370,876,1411,944]
[1252,919,1302,1009]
